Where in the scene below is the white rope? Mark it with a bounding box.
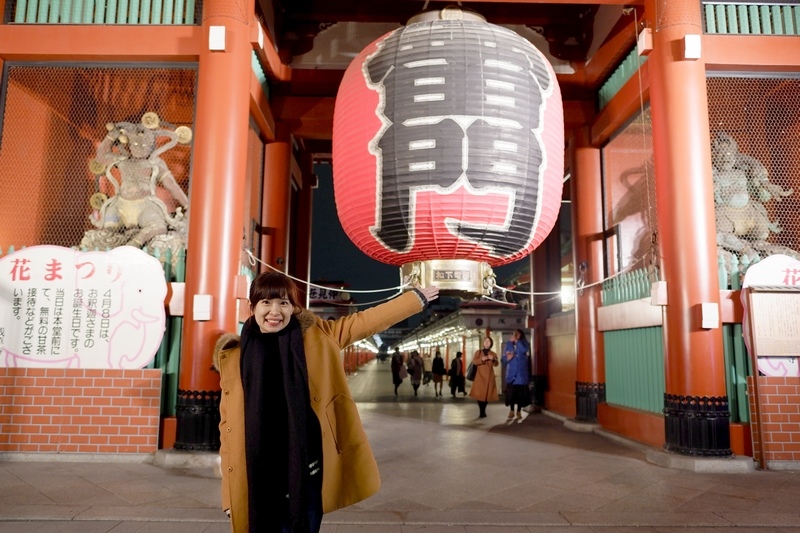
[244,249,411,307]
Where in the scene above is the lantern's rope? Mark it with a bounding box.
[244,248,410,307]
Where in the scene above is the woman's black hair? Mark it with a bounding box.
[249,272,303,313]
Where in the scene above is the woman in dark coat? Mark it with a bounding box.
[449,352,464,398]
[431,351,446,397]
[390,348,405,396]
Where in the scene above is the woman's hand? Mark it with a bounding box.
[418,286,439,302]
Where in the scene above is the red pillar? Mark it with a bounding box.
[261,127,291,272]
[288,150,314,305]
[177,0,253,450]
[530,219,562,408]
[647,0,730,455]
[571,128,606,422]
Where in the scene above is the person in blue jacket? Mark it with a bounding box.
[501,329,531,420]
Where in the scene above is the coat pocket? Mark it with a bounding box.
[325,394,368,454]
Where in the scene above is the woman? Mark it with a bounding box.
[501,329,531,420]
[213,271,438,532]
[407,350,424,396]
[468,337,499,418]
[390,348,405,396]
[448,352,464,398]
[431,351,446,397]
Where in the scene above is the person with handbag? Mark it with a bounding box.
[468,336,499,418]
[501,329,532,420]
[212,271,438,532]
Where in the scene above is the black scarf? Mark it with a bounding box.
[241,315,316,532]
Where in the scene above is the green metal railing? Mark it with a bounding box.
[604,326,665,413]
[600,255,756,422]
[703,2,800,35]
[597,46,648,111]
[598,3,798,110]
[9,0,200,24]
[149,247,185,417]
[718,252,759,423]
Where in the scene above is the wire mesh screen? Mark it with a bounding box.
[708,76,800,273]
[0,65,196,262]
[4,0,203,24]
[601,107,658,277]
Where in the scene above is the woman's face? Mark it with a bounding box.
[483,337,493,349]
[253,297,294,333]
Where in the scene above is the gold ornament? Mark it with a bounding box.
[105,122,115,132]
[89,192,108,210]
[142,112,160,129]
[119,134,128,144]
[175,126,193,144]
[88,159,105,175]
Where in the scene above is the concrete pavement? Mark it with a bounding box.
[2,358,800,532]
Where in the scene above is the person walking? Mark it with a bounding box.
[431,350,446,397]
[501,329,531,420]
[468,336,499,418]
[449,352,464,398]
[407,350,424,396]
[422,351,433,386]
[390,348,406,396]
[212,271,438,532]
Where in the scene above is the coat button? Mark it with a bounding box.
[226,427,231,432]
[224,390,229,395]
[227,467,233,472]
[313,396,320,402]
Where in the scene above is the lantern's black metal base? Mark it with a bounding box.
[663,393,732,457]
[575,381,605,423]
[174,389,221,452]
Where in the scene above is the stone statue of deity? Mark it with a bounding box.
[711,131,798,272]
[80,112,192,261]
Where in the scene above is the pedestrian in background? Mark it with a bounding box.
[422,351,433,386]
[468,337,499,418]
[502,329,531,420]
[449,352,464,398]
[407,350,424,396]
[391,347,405,396]
[432,350,446,397]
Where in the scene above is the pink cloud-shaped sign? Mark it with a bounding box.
[0,245,166,369]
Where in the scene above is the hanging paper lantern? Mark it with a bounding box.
[332,8,564,270]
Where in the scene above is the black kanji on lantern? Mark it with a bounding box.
[364,20,553,258]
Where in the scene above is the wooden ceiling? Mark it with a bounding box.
[262,0,644,144]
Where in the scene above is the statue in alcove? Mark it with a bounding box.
[711,131,798,272]
[80,112,192,261]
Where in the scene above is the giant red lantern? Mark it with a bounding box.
[332,8,563,294]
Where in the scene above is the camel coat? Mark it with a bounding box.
[467,349,499,402]
[212,291,424,532]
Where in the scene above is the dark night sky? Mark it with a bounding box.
[309,163,529,303]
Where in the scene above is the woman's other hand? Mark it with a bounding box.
[418,286,439,303]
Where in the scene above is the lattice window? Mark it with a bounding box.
[708,75,800,273]
[601,107,658,278]
[0,64,197,257]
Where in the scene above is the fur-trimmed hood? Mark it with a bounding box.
[211,309,317,371]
